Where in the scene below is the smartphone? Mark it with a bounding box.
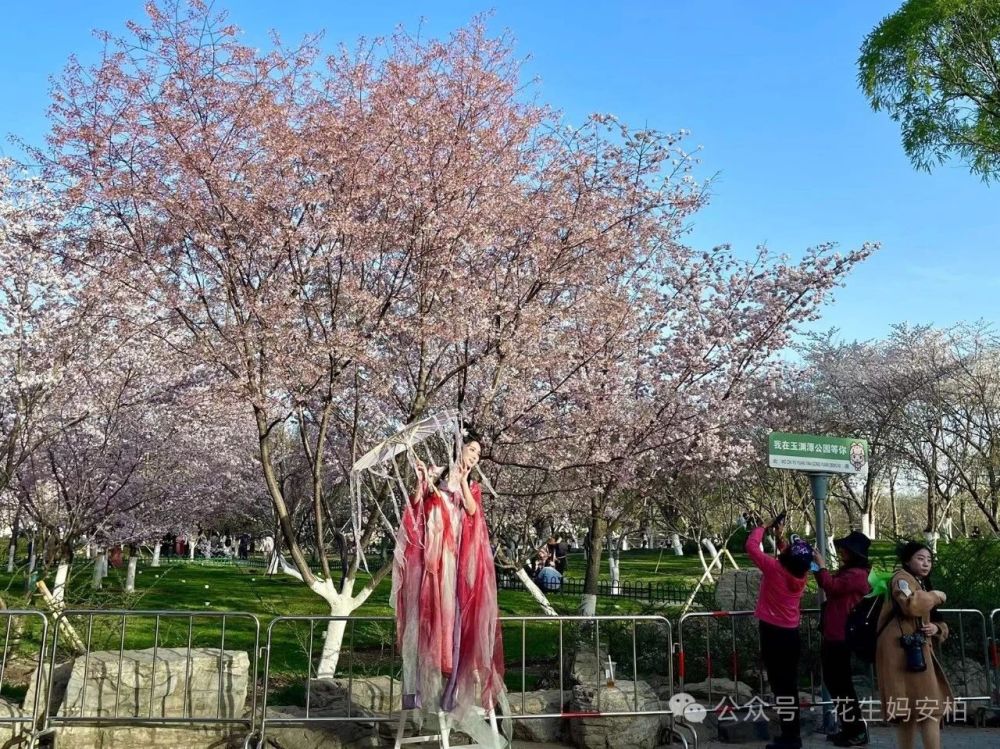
[772,511,787,527]
[809,561,820,573]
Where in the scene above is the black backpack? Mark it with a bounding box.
[846,593,895,663]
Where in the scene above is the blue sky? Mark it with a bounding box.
[1,1,996,342]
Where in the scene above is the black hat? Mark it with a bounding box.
[833,531,870,562]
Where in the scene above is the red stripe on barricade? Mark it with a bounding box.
[677,650,685,680]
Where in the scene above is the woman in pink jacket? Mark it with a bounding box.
[813,532,872,746]
[746,514,813,749]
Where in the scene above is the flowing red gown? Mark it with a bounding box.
[392,480,505,719]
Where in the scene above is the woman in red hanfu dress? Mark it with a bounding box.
[392,439,506,723]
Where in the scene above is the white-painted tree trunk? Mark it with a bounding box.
[765,534,777,553]
[125,557,138,593]
[861,513,876,539]
[620,535,630,552]
[93,555,105,589]
[53,562,70,604]
[316,595,356,679]
[188,537,196,560]
[609,554,620,595]
[514,568,558,616]
[578,593,597,616]
[940,517,953,543]
[151,543,161,567]
[6,540,14,573]
[267,552,281,575]
[923,530,940,554]
[671,534,683,556]
[701,539,722,571]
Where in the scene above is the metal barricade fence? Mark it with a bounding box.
[0,610,49,742]
[936,608,992,710]
[253,613,679,747]
[38,609,260,741]
[676,609,827,710]
[676,607,994,718]
[991,608,1000,706]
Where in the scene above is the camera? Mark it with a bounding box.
[899,631,927,672]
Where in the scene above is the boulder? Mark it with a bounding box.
[570,651,605,685]
[55,647,249,719]
[25,647,251,749]
[0,697,25,744]
[261,705,382,749]
[40,725,246,749]
[568,680,662,749]
[713,569,762,612]
[24,659,73,717]
[508,689,566,743]
[943,656,992,701]
[305,676,401,714]
[680,677,756,704]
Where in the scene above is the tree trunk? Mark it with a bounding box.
[514,568,558,616]
[701,538,722,572]
[188,536,196,560]
[27,535,36,577]
[579,517,607,616]
[6,513,18,573]
[53,562,70,605]
[671,533,683,556]
[93,555,105,590]
[923,529,940,554]
[151,543,161,568]
[608,547,620,595]
[926,483,937,532]
[125,557,138,593]
[861,511,875,539]
[889,478,899,538]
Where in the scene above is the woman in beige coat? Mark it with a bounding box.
[875,541,953,749]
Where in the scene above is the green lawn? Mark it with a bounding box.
[0,556,657,701]
[0,539,923,703]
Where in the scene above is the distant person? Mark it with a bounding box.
[533,546,550,574]
[554,535,569,574]
[535,559,562,592]
[746,513,812,749]
[583,530,592,560]
[238,533,251,560]
[109,545,125,569]
[813,532,872,746]
[971,526,982,539]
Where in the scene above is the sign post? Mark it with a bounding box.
[768,431,869,734]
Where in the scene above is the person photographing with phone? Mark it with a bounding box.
[746,512,813,749]
[812,532,872,746]
[875,542,953,749]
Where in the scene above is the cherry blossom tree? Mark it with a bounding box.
[34,1,879,661]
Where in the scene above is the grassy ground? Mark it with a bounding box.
[0,555,657,701]
[0,539,918,703]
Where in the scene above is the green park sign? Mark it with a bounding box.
[768,432,869,475]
